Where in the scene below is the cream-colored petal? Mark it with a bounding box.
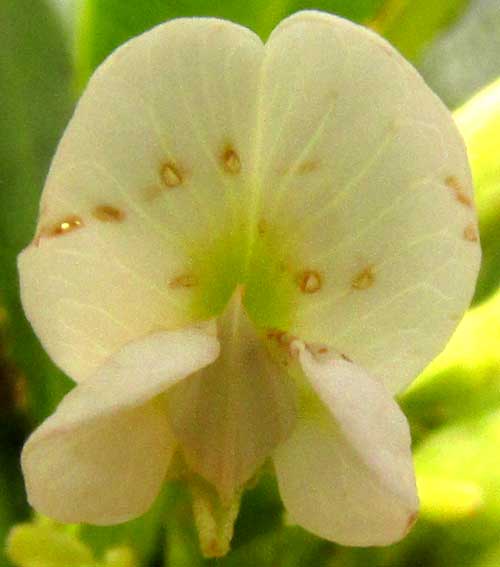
[23,400,171,525]
[274,342,418,546]
[256,11,480,392]
[167,291,296,501]
[22,326,220,524]
[19,18,263,382]
[69,324,219,413]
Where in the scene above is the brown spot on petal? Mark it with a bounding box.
[341,353,353,362]
[161,161,183,188]
[445,175,473,208]
[405,512,419,535]
[352,266,375,290]
[93,205,125,222]
[464,223,479,242]
[221,145,241,174]
[44,215,83,238]
[267,329,300,363]
[169,273,198,289]
[297,160,320,175]
[297,270,322,294]
[305,343,332,360]
[266,329,288,345]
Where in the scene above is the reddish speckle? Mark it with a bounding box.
[445,176,473,208]
[297,270,322,294]
[93,205,125,222]
[405,512,418,535]
[297,160,320,175]
[161,161,183,188]
[41,215,84,239]
[221,145,241,174]
[463,223,478,242]
[168,274,198,289]
[352,266,375,290]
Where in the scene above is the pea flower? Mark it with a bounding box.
[19,11,480,556]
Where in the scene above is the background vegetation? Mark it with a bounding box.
[1,0,500,565]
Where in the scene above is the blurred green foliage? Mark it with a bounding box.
[370,0,469,61]
[7,518,138,567]
[7,521,96,567]
[420,0,500,109]
[2,0,500,566]
[0,0,73,425]
[79,488,169,565]
[75,0,387,90]
[455,78,500,305]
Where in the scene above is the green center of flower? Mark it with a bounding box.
[188,217,300,331]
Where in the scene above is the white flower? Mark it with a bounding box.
[19,10,480,554]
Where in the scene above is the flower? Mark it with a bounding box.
[19,10,480,556]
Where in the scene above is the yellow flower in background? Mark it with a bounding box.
[18,11,480,557]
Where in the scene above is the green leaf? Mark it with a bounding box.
[6,519,138,567]
[417,1,500,110]
[0,458,27,567]
[0,339,29,567]
[415,411,500,544]
[454,78,500,304]
[402,286,500,437]
[6,522,94,567]
[231,473,283,550]
[163,482,204,567]
[0,0,74,422]
[210,523,335,567]
[102,547,137,567]
[472,544,500,567]
[75,0,386,90]
[368,0,470,61]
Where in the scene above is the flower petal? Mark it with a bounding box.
[18,17,263,382]
[167,290,296,500]
[273,342,418,546]
[22,326,220,524]
[23,401,170,525]
[257,11,480,392]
